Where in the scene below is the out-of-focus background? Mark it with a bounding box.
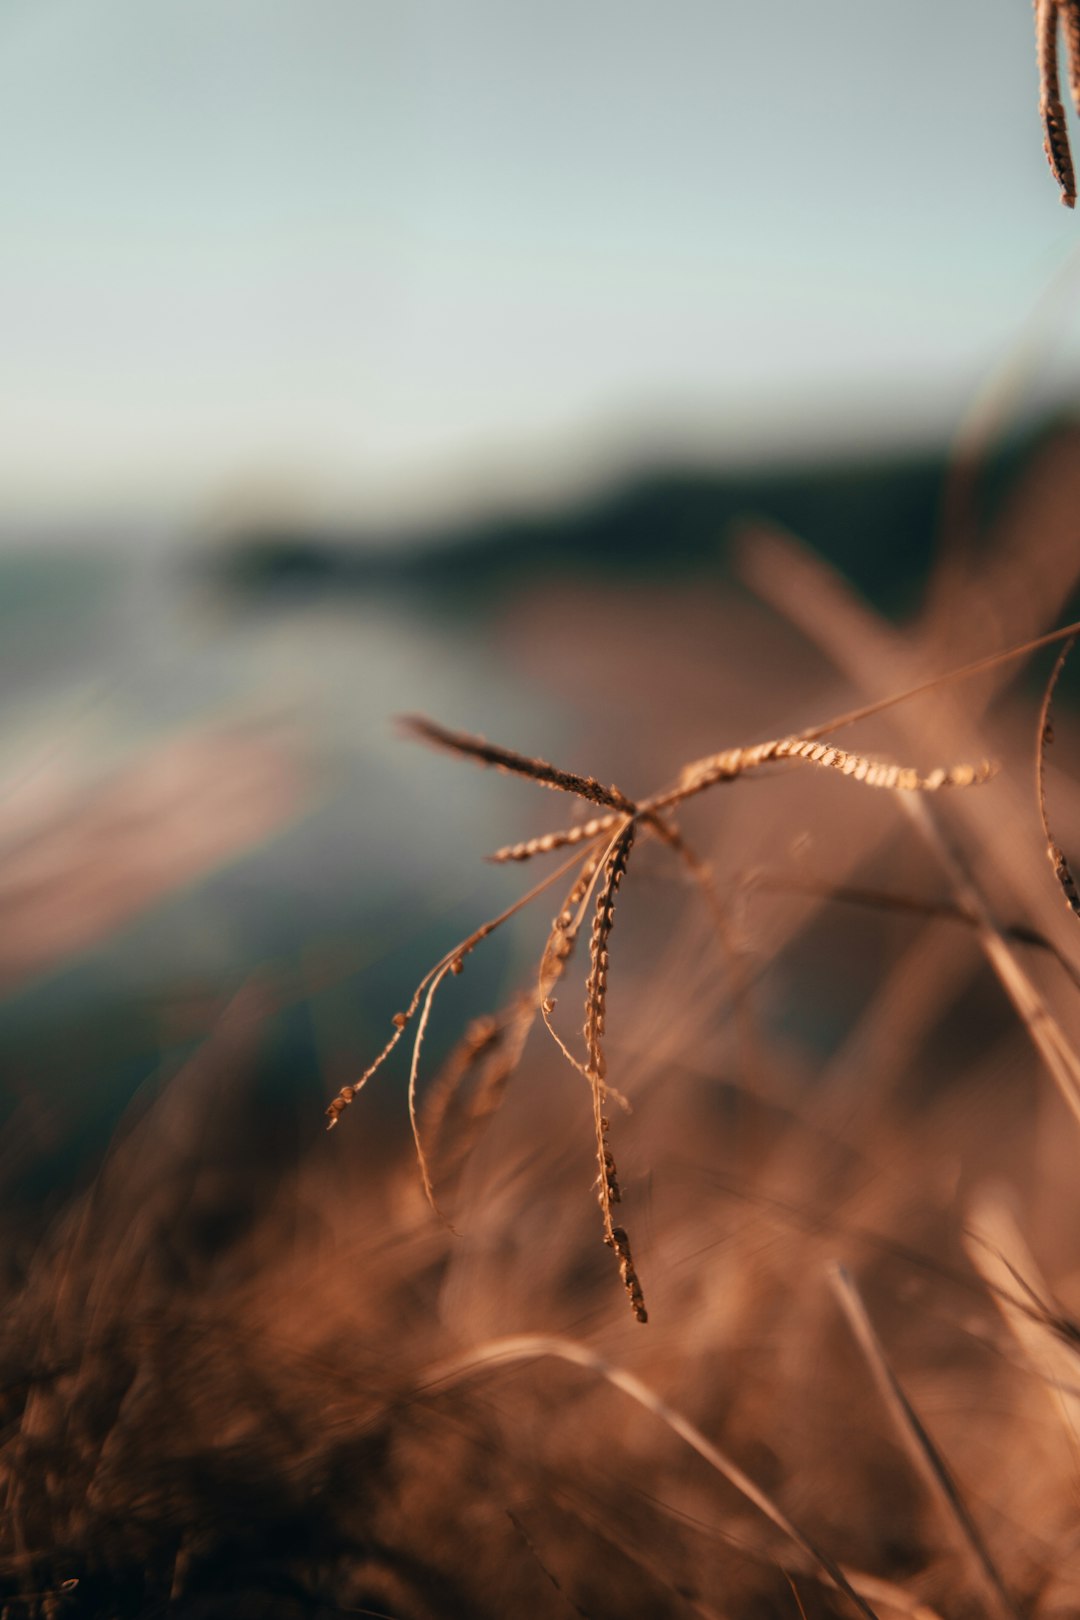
[6,0,1080,1205]
[14,9,1080,1617]
[1,0,1078,1184]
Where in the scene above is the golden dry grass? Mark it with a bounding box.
[325,618,1080,1328]
[9,432,1080,1616]
[11,639,1080,1618]
[6,36,1080,1613]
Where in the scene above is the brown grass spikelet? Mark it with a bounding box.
[539,842,605,1012]
[487,813,620,864]
[535,841,634,1115]
[583,820,635,1089]
[1062,0,1080,110]
[398,714,634,811]
[666,737,995,805]
[1036,635,1080,917]
[1036,0,1078,207]
[606,1223,647,1325]
[582,820,647,1321]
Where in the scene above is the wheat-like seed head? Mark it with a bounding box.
[488,814,620,864]
[1060,0,1080,112]
[328,624,1080,1321]
[1037,0,1078,207]
[399,715,633,812]
[539,843,605,1010]
[667,737,995,805]
[581,820,647,1322]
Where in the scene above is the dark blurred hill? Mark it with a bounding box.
[206,426,1050,618]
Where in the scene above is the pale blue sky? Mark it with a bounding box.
[0,0,1077,526]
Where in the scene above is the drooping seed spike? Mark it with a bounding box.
[400,714,636,812]
[486,814,620,863]
[1062,0,1080,115]
[1037,0,1077,206]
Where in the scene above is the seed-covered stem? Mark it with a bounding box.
[583,819,647,1323]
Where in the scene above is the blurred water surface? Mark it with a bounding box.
[0,538,574,1186]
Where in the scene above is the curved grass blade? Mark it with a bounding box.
[829,1264,1021,1620]
[325,848,588,1133]
[798,614,1080,742]
[1036,634,1080,917]
[753,874,1080,998]
[420,992,537,1192]
[426,1334,882,1619]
